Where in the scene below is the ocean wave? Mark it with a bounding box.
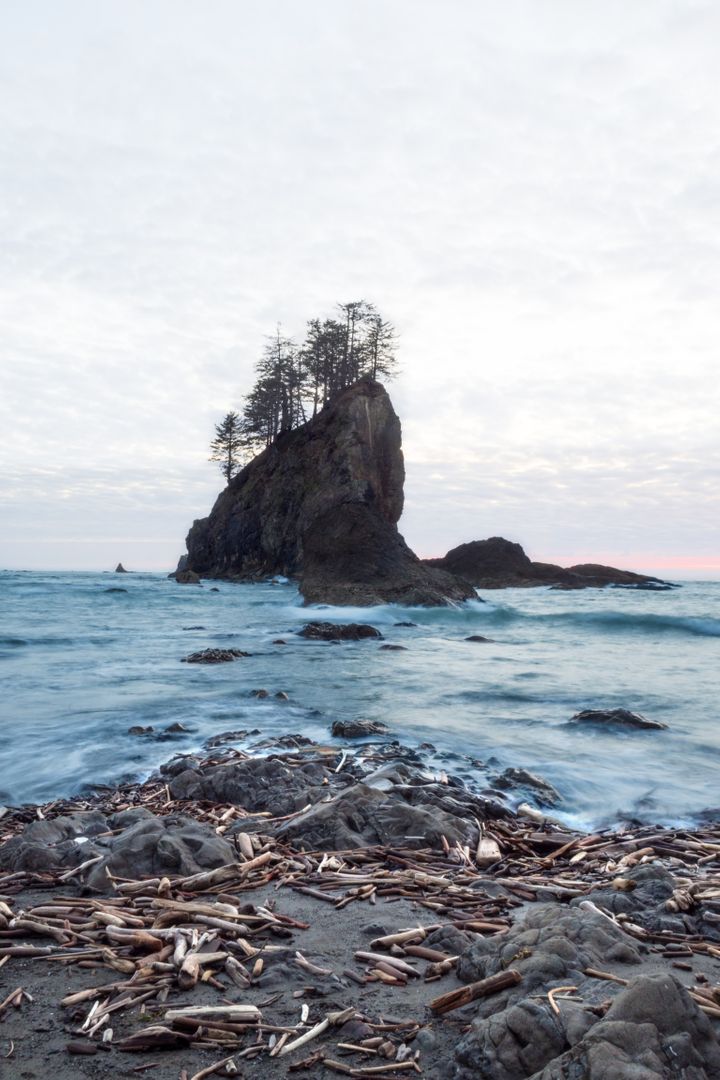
[537,611,720,638]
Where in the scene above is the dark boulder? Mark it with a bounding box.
[569,708,668,731]
[115,562,128,573]
[298,622,383,641]
[170,569,201,584]
[331,719,390,739]
[181,648,250,664]
[491,767,562,808]
[0,809,236,892]
[168,756,327,817]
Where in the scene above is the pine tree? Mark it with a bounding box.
[209,411,244,483]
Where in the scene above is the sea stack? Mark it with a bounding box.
[115,562,128,573]
[180,378,474,606]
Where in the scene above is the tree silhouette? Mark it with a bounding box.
[209,411,244,483]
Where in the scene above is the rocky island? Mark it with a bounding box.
[179,379,474,606]
[178,379,666,605]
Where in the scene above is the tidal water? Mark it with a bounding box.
[0,570,718,830]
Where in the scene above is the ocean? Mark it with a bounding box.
[0,570,718,831]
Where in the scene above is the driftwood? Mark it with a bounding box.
[429,969,522,1014]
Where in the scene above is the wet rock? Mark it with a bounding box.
[298,622,383,641]
[394,621,418,627]
[115,563,128,573]
[531,973,720,1079]
[251,688,270,698]
[273,639,287,645]
[105,587,128,593]
[275,691,289,700]
[210,587,220,592]
[465,634,492,642]
[569,708,668,731]
[379,643,407,650]
[276,763,508,851]
[181,648,250,664]
[169,756,327,817]
[204,730,251,748]
[128,725,154,736]
[165,722,189,733]
[0,811,109,872]
[251,733,315,750]
[491,767,562,808]
[331,719,390,739]
[182,625,206,630]
[171,569,201,584]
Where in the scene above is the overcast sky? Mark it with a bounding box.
[1,0,719,576]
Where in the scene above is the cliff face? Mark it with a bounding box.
[184,379,475,606]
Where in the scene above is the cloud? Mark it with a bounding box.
[1,1,719,572]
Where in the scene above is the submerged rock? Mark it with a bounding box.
[180,378,476,607]
[181,648,250,664]
[331,719,390,739]
[465,634,492,642]
[570,708,668,731]
[298,622,383,641]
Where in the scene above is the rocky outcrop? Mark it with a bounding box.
[114,562,127,573]
[182,379,475,607]
[569,708,668,731]
[426,536,673,590]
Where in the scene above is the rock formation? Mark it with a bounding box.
[425,536,673,590]
[181,379,475,606]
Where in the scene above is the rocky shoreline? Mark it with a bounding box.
[2,736,720,1079]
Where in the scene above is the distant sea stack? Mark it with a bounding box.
[180,379,475,606]
[424,536,674,590]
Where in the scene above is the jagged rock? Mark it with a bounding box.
[491,768,562,808]
[0,809,236,891]
[456,903,642,1017]
[426,536,671,591]
[569,708,668,731]
[181,648,250,664]
[204,730,252,748]
[180,379,476,607]
[574,864,705,938]
[530,974,720,1079]
[128,725,154,736]
[298,622,383,641]
[168,756,328,817]
[331,719,390,739]
[276,762,508,851]
[115,562,127,573]
[454,904,647,1079]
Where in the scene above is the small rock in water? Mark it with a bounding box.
[181,648,250,664]
[165,722,189,733]
[114,562,128,573]
[204,730,251,748]
[379,643,407,651]
[465,634,493,642]
[394,621,418,627]
[275,690,289,700]
[273,638,287,645]
[570,708,668,731]
[298,622,383,641]
[331,718,390,739]
[210,586,220,592]
[104,587,128,593]
[492,767,562,807]
[128,725,154,736]
[251,688,269,698]
[171,569,201,584]
[182,625,207,630]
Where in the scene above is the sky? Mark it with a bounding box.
[1,0,719,577]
